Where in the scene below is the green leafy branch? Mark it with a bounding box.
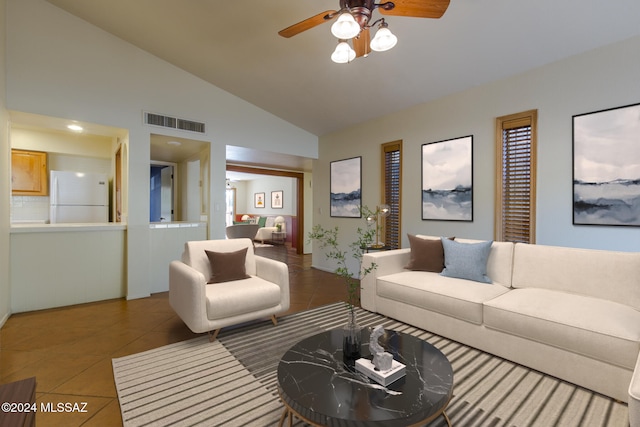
[308,206,378,313]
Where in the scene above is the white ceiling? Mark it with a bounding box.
[10,111,128,139]
[44,0,640,138]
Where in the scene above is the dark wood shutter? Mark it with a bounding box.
[496,111,537,243]
[382,141,402,249]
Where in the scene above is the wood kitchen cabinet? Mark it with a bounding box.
[11,149,48,196]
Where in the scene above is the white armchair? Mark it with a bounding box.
[169,238,290,340]
[254,216,286,243]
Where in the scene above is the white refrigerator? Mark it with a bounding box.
[50,170,109,223]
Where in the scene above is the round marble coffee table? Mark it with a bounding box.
[277,328,453,427]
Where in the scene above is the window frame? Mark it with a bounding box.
[381,140,402,249]
[494,110,538,244]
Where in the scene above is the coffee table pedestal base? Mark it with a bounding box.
[278,404,452,427]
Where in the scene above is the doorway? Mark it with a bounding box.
[150,163,175,222]
[226,165,304,254]
[149,134,209,224]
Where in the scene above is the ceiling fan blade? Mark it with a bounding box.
[353,28,371,58]
[378,0,450,19]
[278,10,338,38]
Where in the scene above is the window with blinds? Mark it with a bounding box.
[382,141,402,249]
[495,110,537,244]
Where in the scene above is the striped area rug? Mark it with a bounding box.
[112,303,629,426]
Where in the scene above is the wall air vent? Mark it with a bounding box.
[177,118,206,134]
[143,111,206,134]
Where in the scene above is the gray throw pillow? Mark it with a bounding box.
[440,238,493,283]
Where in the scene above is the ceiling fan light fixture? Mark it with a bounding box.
[331,41,356,64]
[330,12,361,39]
[370,24,397,52]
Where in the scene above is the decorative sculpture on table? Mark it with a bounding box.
[370,325,393,371]
[356,325,406,385]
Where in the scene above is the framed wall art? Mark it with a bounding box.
[271,190,283,209]
[573,102,640,226]
[254,192,265,209]
[421,135,473,221]
[330,156,361,218]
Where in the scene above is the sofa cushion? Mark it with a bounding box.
[205,276,282,320]
[512,243,640,311]
[258,216,267,227]
[484,288,640,369]
[182,239,257,277]
[205,248,251,284]
[441,238,493,283]
[377,271,510,324]
[404,234,449,272]
[417,236,514,287]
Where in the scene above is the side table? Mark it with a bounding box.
[0,377,36,427]
[271,231,286,244]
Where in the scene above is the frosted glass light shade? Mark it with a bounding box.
[370,27,397,52]
[331,13,361,39]
[331,41,356,63]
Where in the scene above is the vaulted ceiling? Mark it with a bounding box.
[46,0,640,137]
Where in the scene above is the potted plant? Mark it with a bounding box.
[308,206,379,364]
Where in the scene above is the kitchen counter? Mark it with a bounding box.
[10,224,127,312]
[9,221,207,311]
[10,222,127,233]
[148,221,208,293]
[149,221,206,229]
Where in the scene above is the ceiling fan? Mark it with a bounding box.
[278,0,450,63]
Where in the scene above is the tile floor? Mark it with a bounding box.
[0,245,349,426]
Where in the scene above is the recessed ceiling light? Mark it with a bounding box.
[67,124,83,132]
[167,140,182,146]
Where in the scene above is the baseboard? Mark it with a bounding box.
[310,264,335,274]
[311,264,361,278]
[126,292,151,300]
[0,312,10,329]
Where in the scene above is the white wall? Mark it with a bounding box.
[3,0,318,302]
[231,181,248,215]
[313,35,640,273]
[0,0,10,326]
[243,176,297,216]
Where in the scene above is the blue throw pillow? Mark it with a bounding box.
[440,238,493,283]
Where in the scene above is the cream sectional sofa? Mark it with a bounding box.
[361,235,640,423]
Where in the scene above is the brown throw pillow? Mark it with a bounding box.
[404,235,453,273]
[205,247,251,284]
